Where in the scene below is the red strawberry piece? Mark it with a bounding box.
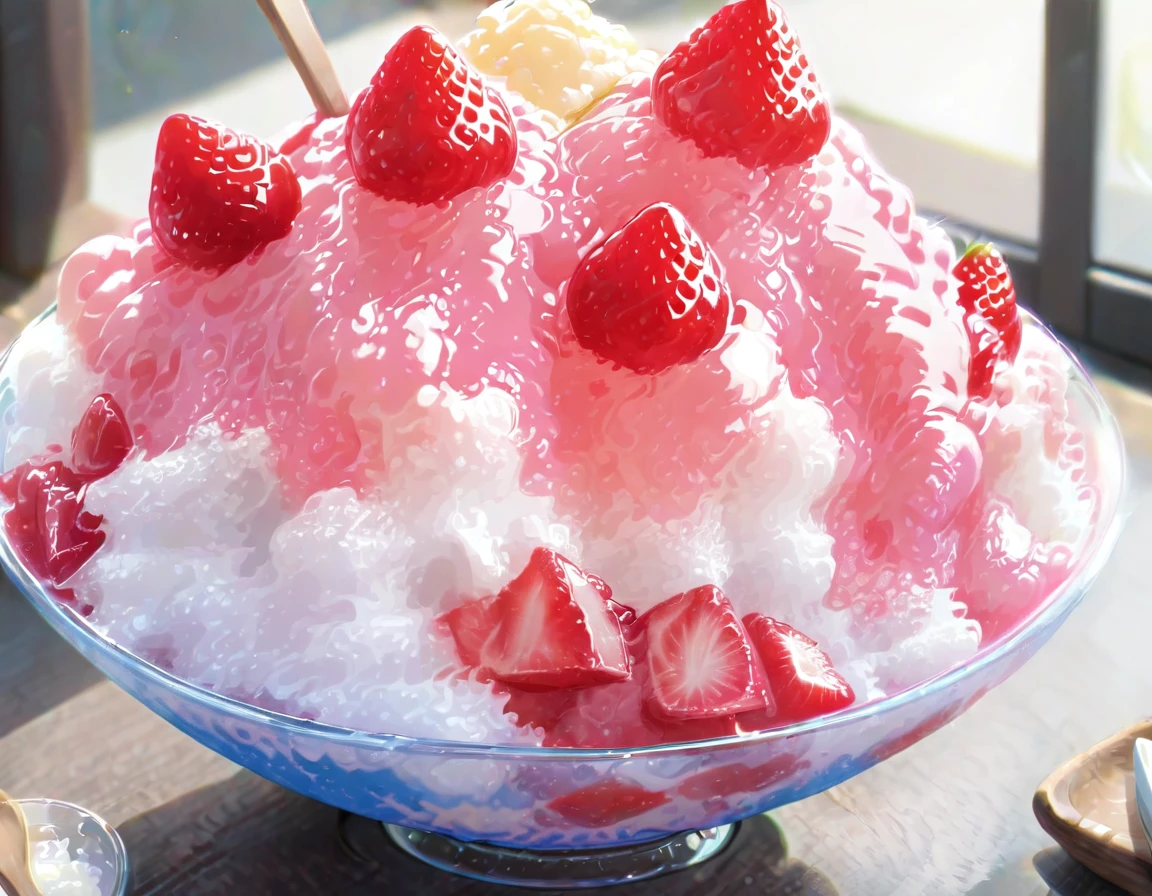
[150,113,302,271]
[504,685,577,734]
[346,26,517,205]
[479,547,631,689]
[547,780,670,827]
[954,243,1022,400]
[643,585,771,720]
[743,614,854,723]
[544,649,745,748]
[652,0,831,171]
[603,591,638,627]
[566,203,731,374]
[440,595,499,668]
[677,752,807,800]
[70,394,133,480]
[1,461,106,588]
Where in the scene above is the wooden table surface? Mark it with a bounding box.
[1,272,1151,895]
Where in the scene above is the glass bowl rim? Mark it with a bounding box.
[0,306,1128,761]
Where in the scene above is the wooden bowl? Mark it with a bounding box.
[1034,721,1152,895]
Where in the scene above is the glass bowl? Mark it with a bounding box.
[0,308,1126,888]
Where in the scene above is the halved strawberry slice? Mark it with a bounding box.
[346,26,517,205]
[479,548,631,689]
[150,113,302,271]
[643,585,772,720]
[566,203,731,374]
[439,595,499,668]
[547,780,670,827]
[1,461,105,588]
[954,243,1022,400]
[70,394,133,480]
[653,0,831,171]
[743,614,854,723]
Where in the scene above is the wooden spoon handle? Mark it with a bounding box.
[0,794,40,896]
[255,0,350,118]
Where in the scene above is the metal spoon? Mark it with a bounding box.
[255,0,350,118]
[0,792,40,896]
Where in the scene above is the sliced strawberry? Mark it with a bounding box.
[1,461,105,588]
[70,394,133,480]
[504,685,577,734]
[642,585,771,720]
[677,752,808,800]
[540,622,745,748]
[439,595,499,668]
[547,780,669,827]
[652,0,831,171]
[743,614,854,723]
[479,547,631,689]
[544,654,746,747]
[150,113,302,271]
[954,243,1022,400]
[605,595,638,628]
[566,203,731,374]
[346,26,517,205]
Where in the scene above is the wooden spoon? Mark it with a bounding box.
[0,792,40,896]
[255,0,350,118]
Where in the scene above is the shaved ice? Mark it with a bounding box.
[0,0,1103,747]
[29,836,103,896]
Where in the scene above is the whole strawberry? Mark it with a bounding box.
[150,114,302,271]
[566,203,731,374]
[954,243,1022,399]
[70,393,133,480]
[346,26,518,205]
[652,0,831,172]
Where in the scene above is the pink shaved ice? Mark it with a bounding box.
[1,15,1103,746]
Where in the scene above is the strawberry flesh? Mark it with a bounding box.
[150,113,302,271]
[547,780,670,827]
[954,243,1022,400]
[743,614,854,723]
[346,26,517,205]
[653,0,831,171]
[543,641,742,747]
[1,461,105,588]
[70,393,133,480]
[478,547,631,688]
[440,595,499,668]
[642,585,772,720]
[566,203,731,374]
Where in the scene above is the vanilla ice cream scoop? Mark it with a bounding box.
[460,0,659,125]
